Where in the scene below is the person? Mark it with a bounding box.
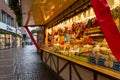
[22,41,24,47]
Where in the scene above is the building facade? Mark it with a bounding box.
[0,0,21,49]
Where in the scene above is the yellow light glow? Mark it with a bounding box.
[47,28,52,34]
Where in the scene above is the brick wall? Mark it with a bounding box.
[0,0,16,27]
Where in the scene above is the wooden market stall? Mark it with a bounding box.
[21,0,120,80]
[41,0,120,80]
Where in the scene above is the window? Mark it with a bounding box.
[11,18,14,26]
[7,15,10,25]
[4,0,8,5]
[1,10,14,27]
[1,11,7,23]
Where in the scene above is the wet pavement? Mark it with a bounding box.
[0,45,60,80]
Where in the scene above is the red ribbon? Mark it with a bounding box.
[25,27,40,50]
[90,0,120,62]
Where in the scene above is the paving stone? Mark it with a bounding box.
[0,46,61,80]
[17,72,59,80]
[0,59,14,66]
[0,75,15,80]
[0,65,14,76]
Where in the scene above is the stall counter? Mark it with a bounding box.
[41,48,120,80]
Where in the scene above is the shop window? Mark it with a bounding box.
[5,34,10,48]
[0,34,5,49]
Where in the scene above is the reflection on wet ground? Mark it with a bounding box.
[0,45,60,80]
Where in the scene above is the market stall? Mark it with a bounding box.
[40,0,120,80]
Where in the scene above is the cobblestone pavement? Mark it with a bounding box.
[0,45,60,80]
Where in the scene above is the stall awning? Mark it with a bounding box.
[21,0,76,26]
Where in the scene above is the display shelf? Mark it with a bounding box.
[89,34,104,37]
[85,27,102,34]
[85,29,102,34]
[85,27,101,33]
[84,26,104,42]
[71,55,89,62]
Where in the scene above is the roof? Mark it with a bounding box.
[21,0,76,27]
